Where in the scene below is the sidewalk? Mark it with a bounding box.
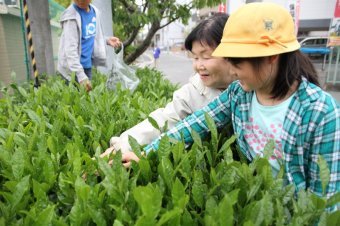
[135,50,340,103]
[314,62,340,103]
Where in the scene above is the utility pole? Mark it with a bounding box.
[25,0,55,76]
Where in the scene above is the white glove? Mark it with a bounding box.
[109,136,131,153]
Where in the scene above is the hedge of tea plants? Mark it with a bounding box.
[0,68,338,225]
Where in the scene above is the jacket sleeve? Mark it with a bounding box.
[308,98,340,211]
[112,83,201,152]
[62,20,88,82]
[143,89,233,154]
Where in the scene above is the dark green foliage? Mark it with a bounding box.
[0,68,338,225]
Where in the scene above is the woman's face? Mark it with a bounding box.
[191,41,236,89]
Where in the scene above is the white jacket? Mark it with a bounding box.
[110,74,222,152]
[57,4,107,83]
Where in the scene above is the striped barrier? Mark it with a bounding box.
[22,0,40,87]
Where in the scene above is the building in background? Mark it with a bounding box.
[151,0,196,52]
[197,0,335,38]
[0,0,62,85]
[153,21,189,52]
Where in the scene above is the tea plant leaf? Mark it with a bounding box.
[11,149,25,180]
[75,177,90,203]
[14,132,27,148]
[249,193,274,225]
[33,205,55,226]
[263,139,275,159]
[98,155,115,181]
[57,173,75,206]
[192,170,207,208]
[181,209,195,226]
[282,184,295,205]
[318,212,328,226]
[11,175,30,212]
[326,210,340,226]
[296,190,313,213]
[47,136,57,155]
[172,178,188,209]
[247,177,263,203]
[32,179,49,202]
[318,155,330,196]
[158,135,171,159]
[326,192,340,208]
[310,192,326,210]
[243,221,255,226]
[25,109,41,125]
[274,199,285,225]
[113,220,124,226]
[128,135,142,157]
[4,131,14,151]
[69,199,88,225]
[138,158,152,182]
[205,146,213,167]
[219,135,236,154]
[158,158,174,189]
[191,130,202,148]
[133,184,162,219]
[135,215,157,226]
[205,196,217,217]
[88,205,106,226]
[18,87,28,98]
[147,116,160,131]
[204,113,218,151]
[172,141,184,165]
[157,208,182,226]
[218,189,239,226]
[219,135,237,164]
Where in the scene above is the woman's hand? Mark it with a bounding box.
[121,151,140,168]
[100,146,116,158]
[100,147,140,168]
[109,136,131,153]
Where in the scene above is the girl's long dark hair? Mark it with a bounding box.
[273,51,319,98]
[228,51,319,99]
[184,13,229,51]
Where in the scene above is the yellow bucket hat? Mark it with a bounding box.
[212,2,300,58]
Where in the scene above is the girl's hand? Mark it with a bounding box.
[122,151,140,168]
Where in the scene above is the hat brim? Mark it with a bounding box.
[212,41,301,58]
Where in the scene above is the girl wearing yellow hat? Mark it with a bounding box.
[123,2,339,209]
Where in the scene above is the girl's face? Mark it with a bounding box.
[191,41,236,89]
[228,58,276,94]
[74,0,91,10]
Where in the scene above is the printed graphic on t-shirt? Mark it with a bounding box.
[85,17,96,39]
[244,117,283,160]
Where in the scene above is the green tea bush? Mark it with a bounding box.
[0,68,338,225]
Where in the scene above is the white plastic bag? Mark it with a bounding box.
[106,46,140,92]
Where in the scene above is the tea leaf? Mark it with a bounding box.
[318,155,330,196]
[133,184,162,219]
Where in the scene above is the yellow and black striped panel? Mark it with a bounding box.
[23,0,39,83]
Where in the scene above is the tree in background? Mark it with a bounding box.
[55,0,70,8]
[55,0,224,64]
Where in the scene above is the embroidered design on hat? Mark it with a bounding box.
[263,20,273,31]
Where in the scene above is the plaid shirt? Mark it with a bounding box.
[144,78,340,202]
